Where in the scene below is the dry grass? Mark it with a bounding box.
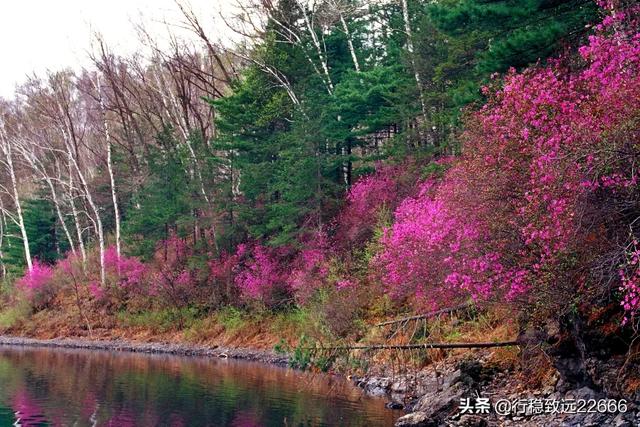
[0,294,532,381]
[360,305,521,369]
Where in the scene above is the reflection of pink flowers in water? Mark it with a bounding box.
[231,410,265,427]
[103,407,136,427]
[80,392,98,419]
[12,388,48,426]
[168,413,186,427]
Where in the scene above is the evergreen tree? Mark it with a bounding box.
[4,198,60,272]
[428,0,598,108]
[123,128,199,260]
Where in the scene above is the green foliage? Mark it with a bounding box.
[215,306,247,332]
[117,307,202,333]
[123,128,200,259]
[0,300,30,329]
[428,0,598,115]
[4,198,62,272]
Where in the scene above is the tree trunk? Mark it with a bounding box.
[45,177,76,257]
[66,147,105,285]
[339,12,361,72]
[68,171,87,267]
[97,75,122,257]
[401,0,429,135]
[0,132,32,271]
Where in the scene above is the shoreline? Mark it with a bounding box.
[0,335,290,366]
[0,335,404,412]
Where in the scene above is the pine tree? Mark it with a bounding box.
[4,198,60,273]
[123,128,199,260]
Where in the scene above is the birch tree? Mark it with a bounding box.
[94,74,122,257]
[0,118,32,271]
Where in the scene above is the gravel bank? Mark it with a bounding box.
[0,335,289,365]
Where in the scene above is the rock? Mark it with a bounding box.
[394,411,431,427]
[386,401,404,410]
[564,386,598,401]
[392,378,409,393]
[367,386,388,397]
[410,379,464,425]
[358,376,392,397]
[457,414,488,427]
[613,413,632,427]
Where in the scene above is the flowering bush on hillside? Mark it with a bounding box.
[16,260,55,309]
[377,5,640,316]
[151,235,204,308]
[376,175,528,309]
[208,250,242,306]
[102,246,148,300]
[234,243,291,308]
[620,240,640,325]
[287,231,331,303]
[336,163,417,246]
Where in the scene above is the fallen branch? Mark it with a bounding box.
[375,302,473,327]
[302,341,520,351]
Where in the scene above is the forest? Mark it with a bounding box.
[0,1,640,421]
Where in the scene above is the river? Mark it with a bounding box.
[0,345,400,426]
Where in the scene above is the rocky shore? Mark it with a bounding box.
[355,358,640,427]
[0,335,289,365]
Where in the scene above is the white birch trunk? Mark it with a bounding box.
[339,12,361,72]
[401,0,429,133]
[0,199,6,278]
[68,170,87,266]
[59,122,105,285]
[69,152,105,285]
[0,130,32,271]
[15,144,77,257]
[44,174,76,257]
[299,1,334,93]
[96,75,122,257]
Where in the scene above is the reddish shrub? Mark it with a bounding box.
[287,231,331,303]
[16,260,55,309]
[234,243,291,308]
[336,162,418,246]
[151,235,202,308]
[376,5,640,317]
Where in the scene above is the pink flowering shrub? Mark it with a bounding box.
[104,246,147,292]
[620,239,640,325]
[151,235,204,308]
[16,260,56,309]
[88,281,106,302]
[287,231,332,303]
[376,175,527,309]
[335,279,355,291]
[234,243,291,308]
[208,250,242,306]
[377,5,640,317]
[336,162,418,247]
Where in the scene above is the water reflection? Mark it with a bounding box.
[0,346,399,426]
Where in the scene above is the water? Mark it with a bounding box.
[0,346,399,426]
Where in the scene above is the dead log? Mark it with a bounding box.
[303,340,520,351]
[375,302,473,327]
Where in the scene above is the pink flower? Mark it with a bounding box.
[16,260,54,301]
